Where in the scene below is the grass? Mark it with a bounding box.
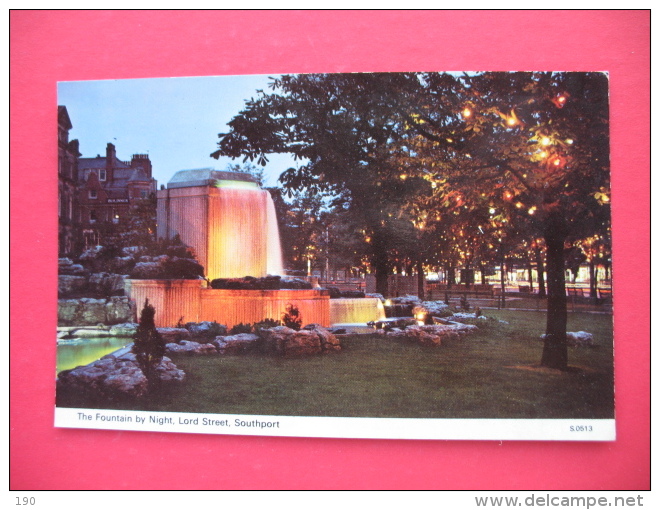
[57,310,614,419]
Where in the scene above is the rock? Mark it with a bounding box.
[58,297,135,326]
[422,300,454,318]
[79,298,108,324]
[567,331,594,346]
[58,275,88,295]
[213,333,260,354]
[89,273,127,296]
[450,312,487,322]
[257,326,296,354]
[59,258,89,276]
[157,327,191,343]
[384,321,476,346]
[69,327,112,338]
[304,324,341,352]
[155,357,187,383]
[130,261,162,279]
[105,296,135,324]
[185,321,227,339]
[58,299,82,325]
[57,353,185,399]
[283,330,322,356]
[79,246,103,261]
[109,322,138,337]
[103,369,149,397]
[166,340,217,355]
[541,331,594,347]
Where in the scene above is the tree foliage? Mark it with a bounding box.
[213,72,610,370]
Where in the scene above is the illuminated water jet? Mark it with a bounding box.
[157,169,283,280]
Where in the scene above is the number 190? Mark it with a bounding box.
[16,497,35,506]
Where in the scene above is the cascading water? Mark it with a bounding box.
[330,298,386,325]
[157,169,284,280]
[265,192,284,276]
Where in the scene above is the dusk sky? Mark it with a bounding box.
[58,74,298,189]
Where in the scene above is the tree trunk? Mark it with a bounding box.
[500,255,506,308]
[535,247,547,298]
[446,265,455,285]
[416,260,425,300]
[371,229,391,297]
[541,227,568,370]
[589,259,597,298]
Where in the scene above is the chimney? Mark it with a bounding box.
[106,143,116,165]
[131,153,152,178]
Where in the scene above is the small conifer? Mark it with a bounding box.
[132,299,165,388]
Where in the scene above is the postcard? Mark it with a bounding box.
[55,72,614,441]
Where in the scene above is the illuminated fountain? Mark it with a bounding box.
[126,169,382,329]
[126,170,324,328]
[156,169,283,280]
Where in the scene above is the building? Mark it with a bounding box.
[78,143,157,249]
[58,106,80,257]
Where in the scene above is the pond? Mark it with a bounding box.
[56,337,131,375]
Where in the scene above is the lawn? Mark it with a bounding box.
[57,309,614,419]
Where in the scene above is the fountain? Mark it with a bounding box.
[125,169,384,330]
[126,170,327,328]
[157,169,283,280]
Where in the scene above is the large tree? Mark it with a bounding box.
[212,73,447,295]
[213,72,610,370]
[415,72,610,369]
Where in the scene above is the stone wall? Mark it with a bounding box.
[58,297,136,326]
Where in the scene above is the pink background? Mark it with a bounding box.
[10,11,650,489]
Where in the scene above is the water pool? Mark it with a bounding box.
[56,337,131,375]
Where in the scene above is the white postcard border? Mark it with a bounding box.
[55,407,615,441]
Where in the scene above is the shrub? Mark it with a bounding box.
[282,304,302,331]
[460,294,471,311]
[253,318,281,333]
[132,299,165,389]
[129,256,204,279]
[229,323,254,335]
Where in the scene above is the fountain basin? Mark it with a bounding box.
[126,279,330,328]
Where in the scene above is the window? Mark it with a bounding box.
[90,210,97,224]
[89,189,97,199]
[99,169,107,181]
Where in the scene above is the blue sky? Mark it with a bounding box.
[58,74,297,188]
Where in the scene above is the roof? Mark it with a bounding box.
[58,106,72,130]
[167,168,259,189]
[129,169,150,182]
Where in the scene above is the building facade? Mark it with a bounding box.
[78,143,157,249]
[58,106,81,257]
